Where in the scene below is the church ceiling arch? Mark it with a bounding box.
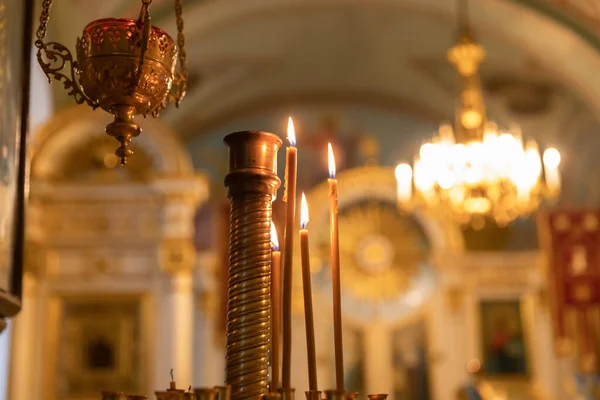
[46,0,600,127]
[37,0,600,207]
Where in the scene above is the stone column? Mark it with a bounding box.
[193,252,225,387]
[426,266,467,400]
[155,270,195,388]
[9,273,39,400]
[363,321,394,396]
[152,175,207,389]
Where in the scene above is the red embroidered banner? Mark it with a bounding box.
[539,209,600,358]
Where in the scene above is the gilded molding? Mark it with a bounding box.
[159,238,196,275]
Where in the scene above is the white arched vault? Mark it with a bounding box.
[150,0,600,133]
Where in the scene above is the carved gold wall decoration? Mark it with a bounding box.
[333,200,427,302]
[58,297,145,398]
[160,238,196,274]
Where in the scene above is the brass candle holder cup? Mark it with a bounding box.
[101,391,124,400]
[367,395,388,400]
[215,385,232,400]
[278,388,295,400]
[304,390,321,400]
[34,0,188,165]
[155,390,185,400]
[263,394,282,400]
[345,393,358,400]
[324,390,345,400]
[193,388,219,400]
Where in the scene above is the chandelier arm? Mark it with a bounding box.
[456,0,469,32]
[34,0,98,108]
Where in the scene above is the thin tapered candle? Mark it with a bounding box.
[327,143,345,392]
[299,193,318,391]
[282,117,297,389]
[270,222,282,391]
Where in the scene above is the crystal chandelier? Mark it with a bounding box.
[395,2,561,229]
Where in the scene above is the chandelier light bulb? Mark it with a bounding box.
[461,109,482,129]
[543,148,561,170]
[395,163,413,203]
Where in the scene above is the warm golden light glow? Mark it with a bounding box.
[397,122,561,227]
[543,147,561,170]
[270,222,279,251]
[466,359,482,374]
[327,143,336,178]
[300,192,309,229]
[287,117,296,147]
[395,163,412,203]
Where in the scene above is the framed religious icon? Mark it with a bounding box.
[58,298,146,399]
[479,300,529,377]
[0,0,35,329]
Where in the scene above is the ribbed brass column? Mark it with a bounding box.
[224,131,282,400]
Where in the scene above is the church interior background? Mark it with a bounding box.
[6,0,600,400]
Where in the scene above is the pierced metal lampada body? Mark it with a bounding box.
[35,0,188,165]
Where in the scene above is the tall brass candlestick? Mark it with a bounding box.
[299,193,318,391]
[327,144,345,392]
[270,223,282,391]
[282,117,297,390]
[224,131,282,400]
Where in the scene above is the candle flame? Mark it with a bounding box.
[270,222,279,251]
[287,117,296,147]
[327,143,336,178]
[300,192,309,229]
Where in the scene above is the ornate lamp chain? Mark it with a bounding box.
[35,0,53,41]
[175,0,187,79]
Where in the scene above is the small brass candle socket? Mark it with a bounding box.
[367,395,388,400]
[263,393,281,400]
[323,390,345,400]
[101,391,123,400]
[278,388,295,400]
[305,390,321,400]
[215,385,232,400]
[193,388,219,400]
[155,391,184,400]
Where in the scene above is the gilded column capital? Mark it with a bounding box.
[159,238,196,275]
[150,173,209,206]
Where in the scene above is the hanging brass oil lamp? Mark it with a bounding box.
[35,0,188,165]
